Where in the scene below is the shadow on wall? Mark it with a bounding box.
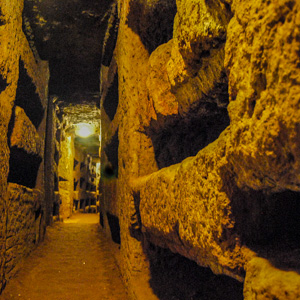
[145,243,243,300]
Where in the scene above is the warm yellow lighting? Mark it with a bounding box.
[76,123,94,138]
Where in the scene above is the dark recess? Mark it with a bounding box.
[8,147,42,189]
[227,185,300,249]
[100,211,104,227]
[103,71,119,121]
[54,174,58,191]
[0,74,8,93]
[129,191,143,241]
[101,3,119,67]
[16,59,44,129]
[80,177,85,188]
[145,243,243,300]
[104,130,119,177]
[146,103,229,169]
[54,148,59,165]
[59,176,67,182]
[106,212,121,244]
[0,7,5,26]
[73,159,79,170]
[74,180,78,191]
[221,171,300,272]
[127,0,177,54]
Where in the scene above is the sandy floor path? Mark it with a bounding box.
[1,213,129,300]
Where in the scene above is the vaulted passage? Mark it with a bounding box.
[1,0,300,299]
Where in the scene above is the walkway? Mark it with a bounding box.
[1,213,129,300]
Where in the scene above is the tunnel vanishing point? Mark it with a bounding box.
[1,0,300,299]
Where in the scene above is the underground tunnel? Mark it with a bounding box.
[1,0,300,299]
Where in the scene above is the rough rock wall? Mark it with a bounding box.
[58,129,75,220]
[0,0,49,291]
[100,0,300,299]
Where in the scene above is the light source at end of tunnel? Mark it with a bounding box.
[75,123,95,138]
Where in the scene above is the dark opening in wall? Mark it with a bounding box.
[54,147,59,165]
[54,174,58,191]
[16,59,44,129]
[80,177,85,188]
[0,74,8,93]
[100,211,104,227]
[102,71,118,121]
[56,128,61,143]
[0,7,5,26]
[104,130,119,178]
[145,244,243,300]
[74,180,78,191]
[146,100,229,169]
[127,0,177,54]
[101,3,119,67]
[106,212,121,244]
[73,159,79,170]
[228,186,300,250]
[8,147,42,189]
[80,162,86,170]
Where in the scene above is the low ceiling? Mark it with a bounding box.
[23,0,115,156]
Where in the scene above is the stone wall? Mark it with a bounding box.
[58,128,75,220]
[100,0,300,299]
[0,0,49,291]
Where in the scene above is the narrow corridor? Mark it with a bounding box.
[1,214,129,300]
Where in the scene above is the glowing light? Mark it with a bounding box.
[76,123,94,138]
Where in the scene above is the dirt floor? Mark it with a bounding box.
[1,213,129,300]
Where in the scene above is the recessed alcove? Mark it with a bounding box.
[8,147,42,189]
[54,174,58,191]
[0,74,8,93]
[73,180,78,191]
[145,101,229,169]
[228,187,300,251]
[127,0,177,54]
[15,59,44,129]
[101,3,119,67]
[102,71,118,121]
[145,244,243,300]
[80,177,85,188]
[106,212,121,245]
[104,130,119,178]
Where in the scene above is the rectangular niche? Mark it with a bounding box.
[8,147,42,189]
[15,59,45,129]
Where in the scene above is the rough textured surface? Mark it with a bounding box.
[97,0,300,299]
[10,106,43,157]
[1,214,129,300]
[5,183,43,281]
[244,257,300,300]
[0,0,49,291]
[225,0,300,192]
[58,131,74,220]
